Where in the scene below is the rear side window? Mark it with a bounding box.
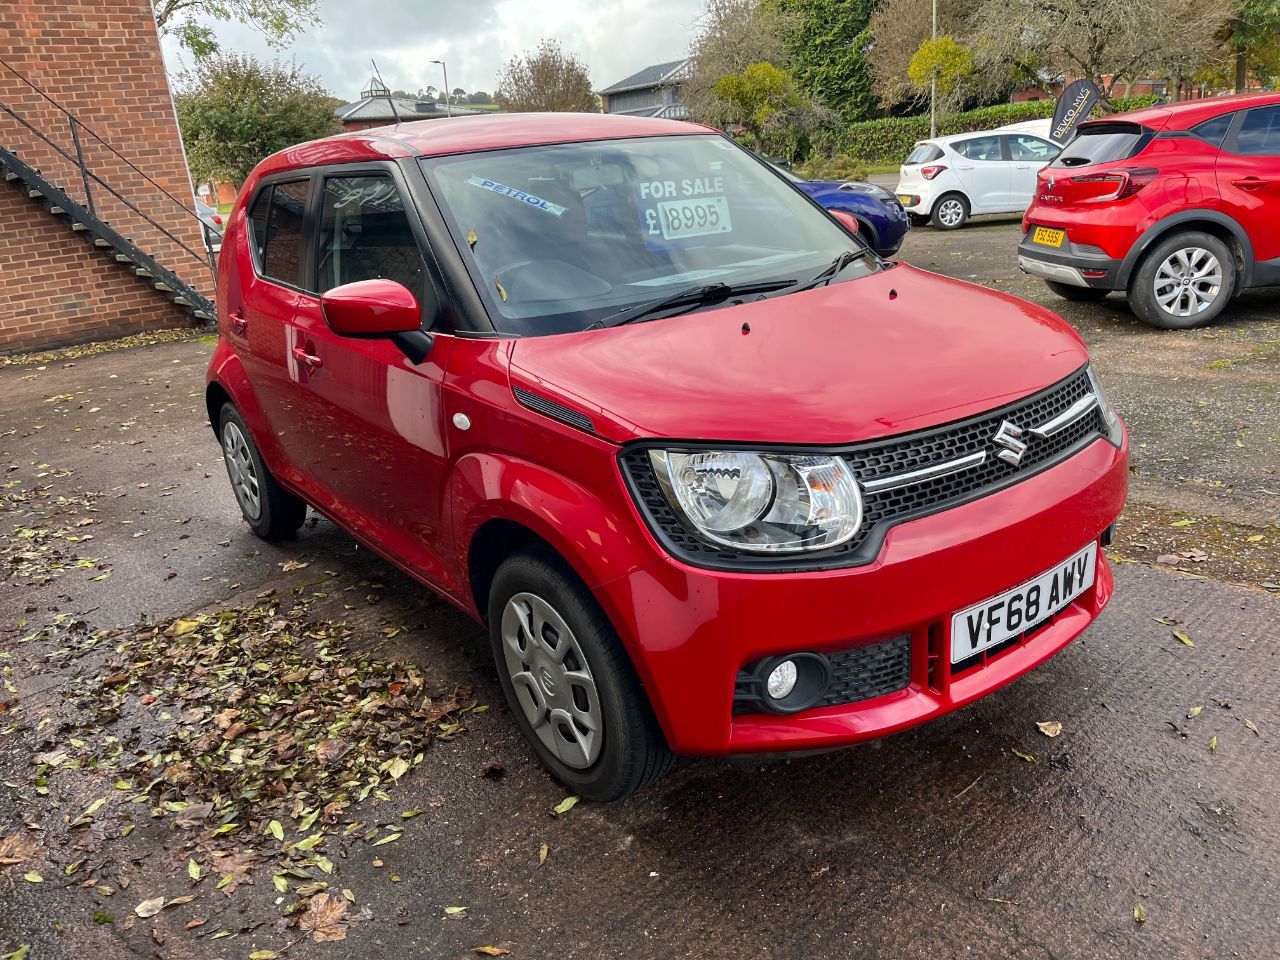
[317,175,425,295]
[1193,112,1234,147]
[255,179,310,286]
[953,136,1003,161]
[906,143,943,164]
[247,190,270,265]
[1051,123,1149,167]
[1233,106,1280,155]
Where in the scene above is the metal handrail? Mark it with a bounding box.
[0,103,210,269]
[0,55,200,219]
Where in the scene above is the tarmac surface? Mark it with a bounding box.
[0,218,1276,959]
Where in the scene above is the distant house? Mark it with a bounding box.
[597,59,690,119]
[334,77,488,132]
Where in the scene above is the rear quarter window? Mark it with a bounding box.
[1051,123,1152,168]
[905,143,943,164]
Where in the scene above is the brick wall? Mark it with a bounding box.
[0,0,210,353]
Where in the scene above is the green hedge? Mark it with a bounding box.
[819,96,1161,166]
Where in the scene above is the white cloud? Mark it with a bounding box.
[160,0,705,99]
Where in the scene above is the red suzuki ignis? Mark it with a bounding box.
[206,113,1128,800]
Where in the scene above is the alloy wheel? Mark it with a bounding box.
[500,592,603,769]
[221,421,262,521]
[1154,247,1221,318]
[937,198,964,227]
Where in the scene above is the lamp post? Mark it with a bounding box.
[929,0,938,138]
[430,60,452,117]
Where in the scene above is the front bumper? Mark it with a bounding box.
[597,432,1128,755]
[1018,233,1123,290]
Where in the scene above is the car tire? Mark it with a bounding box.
[931,193,969,230]
[218,403,308,539]
[487,548,674,801]
[1045,280,1110,302]
[1128,231,1235,329]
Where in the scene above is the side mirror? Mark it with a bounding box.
[321,279,422,337]
[827,209,859,235]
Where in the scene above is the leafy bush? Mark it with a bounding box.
[794,153,869,181]
[817,96,1161,165]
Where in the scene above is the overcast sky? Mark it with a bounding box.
[160,0,705,99]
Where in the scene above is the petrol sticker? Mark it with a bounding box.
[465,176,566,216]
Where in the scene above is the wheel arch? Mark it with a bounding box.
[1118,210,1252,292]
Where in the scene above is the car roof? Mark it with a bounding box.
[250,113,715,180]
[1098,92,1280,130]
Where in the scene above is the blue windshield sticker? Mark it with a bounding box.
[466,176,566,216]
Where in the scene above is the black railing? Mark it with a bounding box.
[0,55,216,280]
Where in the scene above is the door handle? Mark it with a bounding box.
[292,346,322,369]
[1232,177,1268,190]
[228,310,248,336]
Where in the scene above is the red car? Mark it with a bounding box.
[1020,92,1280,328]
[206,114,1128,800]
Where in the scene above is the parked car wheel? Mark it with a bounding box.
[1045,281,1110,302]
[1128,231,1235,329]
[487,548,674,801]
[218,403,308,539]
[931,193,969,230]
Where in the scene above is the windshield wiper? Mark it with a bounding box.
[587,279,797,330]
[794,250,863,292]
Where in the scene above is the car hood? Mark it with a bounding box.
[507,264,1089,446]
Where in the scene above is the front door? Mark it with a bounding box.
[1004,134,1059,210]
[285,170,458,590]
[1215,104,1280,265]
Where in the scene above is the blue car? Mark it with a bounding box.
[775,167,910,258]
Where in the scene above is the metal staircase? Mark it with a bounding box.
[0,57,215,324]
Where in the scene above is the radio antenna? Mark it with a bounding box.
[370,58,402,126]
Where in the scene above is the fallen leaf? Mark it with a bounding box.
[1243,718,1260,736]
[134,896,165,918]
[445,905,469,916]
[248,952,282,960]
[1133,902,1147,923]
[267,819,284,841]
[552,795,580,816]
[1208,736,1218,752]
[22,872,42,883]
[1035,721,1062,738]
[1172,630,1195,647]
[1169,518,1198,527]
[1187,706,1202,719]
[187,859,202,882]
[1011,749,1038,764]
[300,892,348,943]
[538,842,549,866]
[383,757,410,781]
[315,738,351,766]
[372,832,401,847]
[0,833,40,866]
[471,948,511,957]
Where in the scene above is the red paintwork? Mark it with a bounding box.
[321,279,421,336]
[208,114,1128,758]
[827,208,860,234]
[1022,92,1280,275]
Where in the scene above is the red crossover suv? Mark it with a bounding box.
[1020,93,1280,328]
[207,113,1128,800]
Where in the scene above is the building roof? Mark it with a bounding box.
[597,59,690,96]
[335,96,489,124]
[251,113,712,182]
[613,103,691,120]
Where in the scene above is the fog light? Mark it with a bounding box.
[766,660,798,699]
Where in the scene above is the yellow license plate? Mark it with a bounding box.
[897,194,912,205]
[1032,226,1065,248]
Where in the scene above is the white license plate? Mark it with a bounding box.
[950,543,1097,663]
[655,196,731,240]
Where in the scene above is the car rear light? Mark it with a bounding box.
[921,165,947,180]
[1069,167,1158,201]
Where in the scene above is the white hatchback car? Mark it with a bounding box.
[894,130,1059,230]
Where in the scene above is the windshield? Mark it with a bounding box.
[421,134,875,336]
[1051,123,1150,168]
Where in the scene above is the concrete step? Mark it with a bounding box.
[93,237,110,247]
[154,282,173,292]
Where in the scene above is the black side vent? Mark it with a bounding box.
[513,386,595,434]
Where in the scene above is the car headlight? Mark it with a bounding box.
[1085,364,1123,447]
[648,449,862,553]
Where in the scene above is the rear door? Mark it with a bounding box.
[951,135,1012,212]
[1215,104,1280,264]
[1004,134,1058,209]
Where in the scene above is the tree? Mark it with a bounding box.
[496,39,597,112]
[769,0,879,123]
[175,54,341,187]
[907,36,975,111]
[1219,2,1280,92]
[468,91,493,104]
[972,0,1228,106]
[152,0,321,58]
[686,0,792,124]
[868,0,998,109]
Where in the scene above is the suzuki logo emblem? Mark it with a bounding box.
[992,420,1029,465]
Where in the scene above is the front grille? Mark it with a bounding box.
[733,634,912,714]
[620,366,1105,571]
